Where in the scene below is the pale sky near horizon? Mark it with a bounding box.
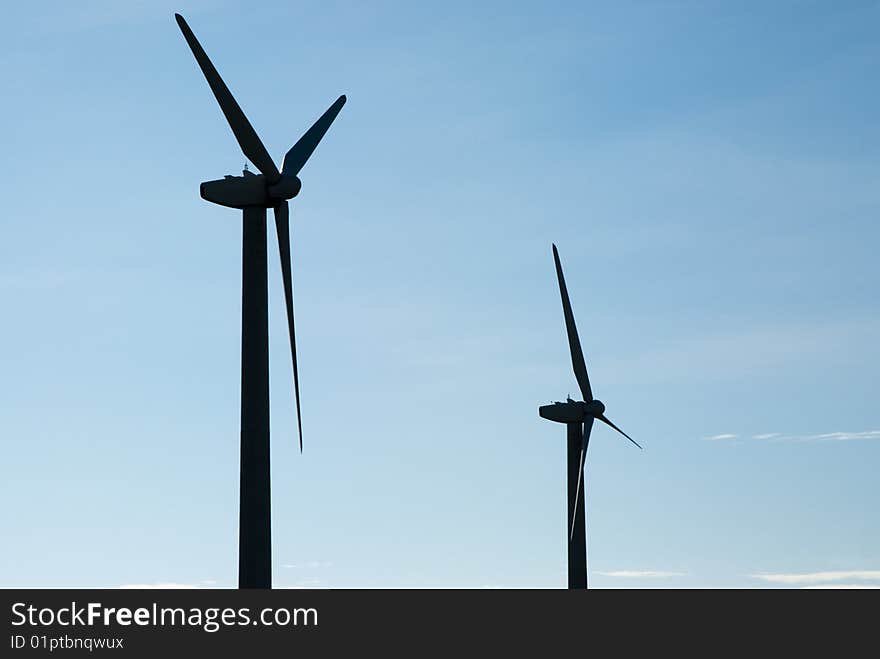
[1,0,878,589]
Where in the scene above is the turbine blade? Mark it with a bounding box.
[569,418,594,541]
[175,14,280,181]
[552,244,592,401]
[273,201,303,451]
[598,414,642,450]
[282,95,347,176]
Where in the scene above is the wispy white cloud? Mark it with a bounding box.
[751,570,880,585]
[707,430,880,443]
[282,561,333,570]
[288,579,325,589]
[118,582,203,589]
[810,431,880,441]
[599,570,685,579]
[802,584,880,589]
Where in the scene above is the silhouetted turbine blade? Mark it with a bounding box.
[552,244,593,402]
[597,414,642,450]
[282,96,347,176]
[175,14,281,182]
[570,418,594,541]
[273,201,303,451]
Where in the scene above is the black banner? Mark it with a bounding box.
[1,588,870,655]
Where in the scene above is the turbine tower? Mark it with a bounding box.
[175,14,346,589]
[539,244,641,589]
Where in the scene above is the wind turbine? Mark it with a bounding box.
[539,244,641,589]
[174,13,346,589]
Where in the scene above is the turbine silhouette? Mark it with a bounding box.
[539,244,641,589]
[175,13,345,589]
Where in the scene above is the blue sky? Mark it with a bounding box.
[1,0,878,588]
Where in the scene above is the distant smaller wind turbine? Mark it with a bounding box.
[539,244,641,589]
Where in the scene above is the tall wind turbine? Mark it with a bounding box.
[539,244,641,589]
[174,13,346,589]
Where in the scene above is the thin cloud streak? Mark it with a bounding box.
[811,431,880,441]
[282,561,333,569]
[802,584,880,589]
[599,570,685,578]
[751,570,880,585]
[706,430,880,443]
[118,582,203,589]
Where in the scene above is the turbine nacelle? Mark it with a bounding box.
[200,172,302,210]
[538,399,606,424]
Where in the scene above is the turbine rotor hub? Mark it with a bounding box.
[582,399,605,418]
[267,175,302,200]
